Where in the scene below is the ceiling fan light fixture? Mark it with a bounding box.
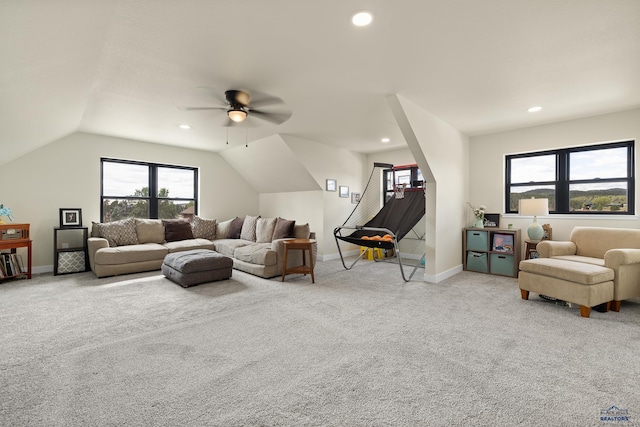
[228,108,247,122]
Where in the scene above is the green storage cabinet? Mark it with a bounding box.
[466,251,488,273]
[466,230,489,251]
[490,253,515,276]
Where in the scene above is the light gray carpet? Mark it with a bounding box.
[1,259,639,426]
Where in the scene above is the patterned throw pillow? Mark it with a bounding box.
[240,215,260,241]
[256,217,277,243]
[100,218,139,247]
[162,219,194,242]
[91,221,104,238]
[272,217,296,240]
[192,216,217,240]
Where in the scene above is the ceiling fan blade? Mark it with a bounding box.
[178,106,227,111]
[250,109,292,125]
[247,90,285,109]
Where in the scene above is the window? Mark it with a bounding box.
[505,141,634,215]
[101,158,198,222]
[383,164,423,203]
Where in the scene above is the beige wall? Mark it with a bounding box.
[469,108,640,251]
[389,95,469,282]
[0,132,259,271]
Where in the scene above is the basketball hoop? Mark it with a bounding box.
[394,183,406,199]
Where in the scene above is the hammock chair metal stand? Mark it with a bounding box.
[334,163,426,282]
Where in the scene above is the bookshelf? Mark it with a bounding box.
[462,227,521,277]
[54,226,89,275]
[0,223,32,281]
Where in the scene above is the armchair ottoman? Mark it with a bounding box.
[519,258,614,318]
[518,226,640,317]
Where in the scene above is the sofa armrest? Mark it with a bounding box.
[536,240,577,258]
[87,237,109,272]
[604,248,640,270]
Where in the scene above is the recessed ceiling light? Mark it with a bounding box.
[352,11,373,27]
[178,124,191,130]
[381,137,390,143]
[527,106,542,113]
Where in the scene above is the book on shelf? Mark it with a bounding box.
[492,233,514,253]
[0,253,25,277]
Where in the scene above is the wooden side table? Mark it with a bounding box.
[524,240,540,260]
[281,238,316,283]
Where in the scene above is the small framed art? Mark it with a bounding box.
[60,208,82,228]
[339,186,349,198]
[351,192,361,204]
[326,179,337,192]
[483,213,500,228]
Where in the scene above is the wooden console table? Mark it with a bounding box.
[0,223,32,280]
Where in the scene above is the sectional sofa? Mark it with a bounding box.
[88,215,316,279]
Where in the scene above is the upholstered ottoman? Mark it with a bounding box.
[162,249,233,287]
[519,258,614,318]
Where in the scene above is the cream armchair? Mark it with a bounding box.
[519,226,640,317]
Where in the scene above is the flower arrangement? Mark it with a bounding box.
[468,202,486,220]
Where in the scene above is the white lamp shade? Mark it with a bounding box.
[519,198,549,241]
[519,198,549,216]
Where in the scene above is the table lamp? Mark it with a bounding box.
[519,198,549,241]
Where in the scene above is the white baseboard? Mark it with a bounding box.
[423,264,462,283]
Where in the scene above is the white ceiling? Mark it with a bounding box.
[2,0,640,165]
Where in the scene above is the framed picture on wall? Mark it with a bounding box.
[339,186,349,198]
[351,192,361,204]
[326,179,337,192]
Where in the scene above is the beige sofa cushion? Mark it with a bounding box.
[234,243,277,266]
[256,217,277,243]
[95,243,168,265]
[216,218,234,239]
[571,226,640,258]
[164,238,215,253]
[519,258,613,285]
[135,219,164,244]
[293,223,311,239]
[213,239,252,258]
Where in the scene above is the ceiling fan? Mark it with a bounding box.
[179,89,292,126]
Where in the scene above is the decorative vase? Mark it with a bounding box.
[475,217,484,228]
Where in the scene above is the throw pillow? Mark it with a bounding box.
[240,215,260,241]
[228,217,244,239]
[272,217,296,240]
[216,218,234,239]
[192,216,217,240]
[293,223,311,239]
[91,221,103,238]
[100,218,139,247]
[162,219,194,242]
[135,218,164,244]
[256,217,277,243]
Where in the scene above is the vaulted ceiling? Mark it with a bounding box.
[2,0,639,165]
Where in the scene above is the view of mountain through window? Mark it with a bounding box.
[505,141,634,214]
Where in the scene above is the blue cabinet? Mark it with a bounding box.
[463,227,520,277]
